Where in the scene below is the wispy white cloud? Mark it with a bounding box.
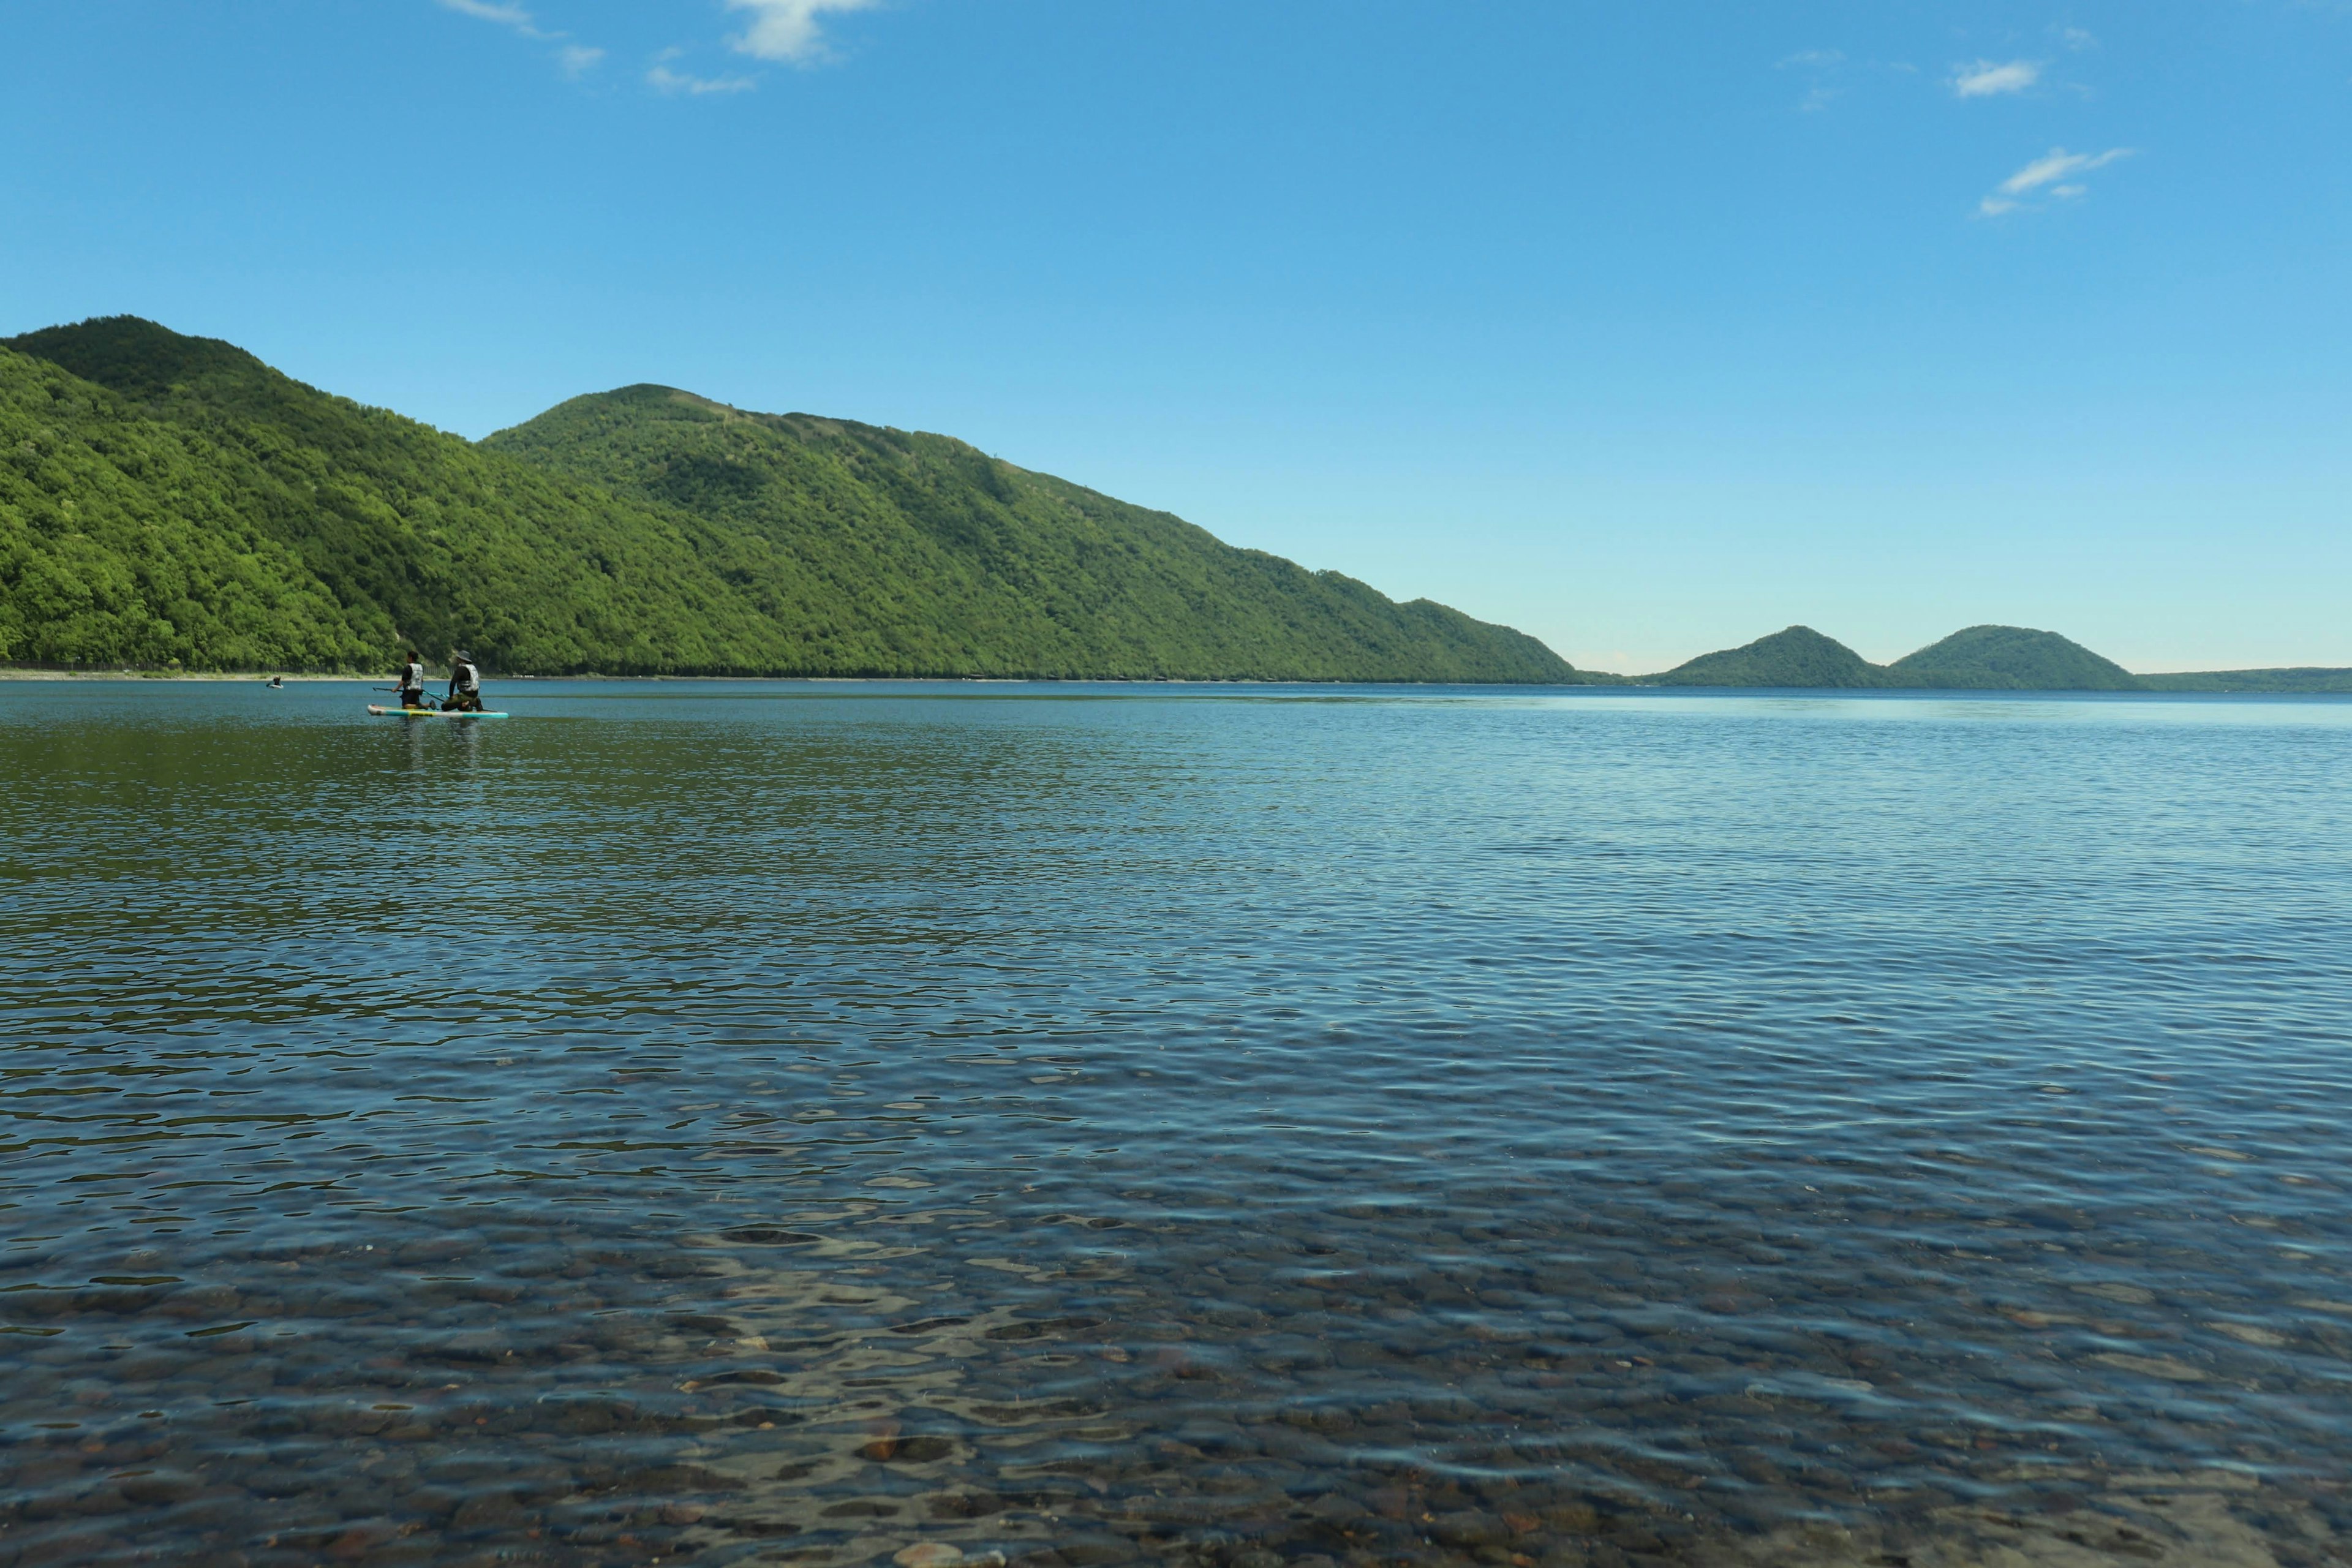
[2061,26,2097,51]
[2000,145,2130,193]
[1977,145,2133,216]
[438,0,617,77]
[438,0,549,39]
[1775,48,1919,112]
[725,0,879,65]
[647,53,758,95]
[1951,58,2043,97]
[1776,47,1846,112]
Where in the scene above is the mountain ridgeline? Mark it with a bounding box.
[1648,624,2352,692]
[0,317,1575,681]
[3,317,2343,690]
[481,385,1572,681]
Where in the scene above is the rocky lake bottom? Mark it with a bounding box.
[3,680,2348,1568]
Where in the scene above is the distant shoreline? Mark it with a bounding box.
[6,667,2349,697]
[0,668,1594,687]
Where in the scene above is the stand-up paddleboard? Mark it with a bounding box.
[368,705,509,718]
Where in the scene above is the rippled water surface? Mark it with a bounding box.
[5,679,2351,1568]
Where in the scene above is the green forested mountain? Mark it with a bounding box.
[1886,625,2141,690]
[2,321,821,673]
[1649,625,1888,687]
[1644,623,2352,692]
[0,317,1578,681]
[9,318,2342,690]
[0,342,384,669]
[482,384,1575,681]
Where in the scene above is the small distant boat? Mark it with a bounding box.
[367,705,509,719]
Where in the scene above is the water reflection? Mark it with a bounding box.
[2,680,2350,1567]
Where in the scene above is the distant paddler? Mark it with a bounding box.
[444,650,486,713]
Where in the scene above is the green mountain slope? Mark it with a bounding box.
[481,384,1577,682]
[1649,625,1888,687]
[6,319,802,673]
[1887,625,2141,690]
[0,343,384,668]
[2,317,1580,682]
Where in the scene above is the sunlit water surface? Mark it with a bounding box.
[4,680,2350,1568]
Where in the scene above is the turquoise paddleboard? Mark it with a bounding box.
[368,705,509,718]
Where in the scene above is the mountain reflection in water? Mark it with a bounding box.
[3,679,2350,1568]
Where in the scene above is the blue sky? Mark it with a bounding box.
[5,1,2348,672]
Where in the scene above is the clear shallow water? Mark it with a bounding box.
[4,679,2351,1568]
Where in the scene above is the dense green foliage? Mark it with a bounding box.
[6,320,835,674]
[1887,625,2142,691]
[1,317,1580,682]
[0,345,384,668]
[1648,625,1888,687]
[483,385,1577,681]
[2139,667,2352,693]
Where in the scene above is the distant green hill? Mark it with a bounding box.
[1645,623,2350,693]
[481,383,1577,682]
[1648,625,1888,687]
[1,317,1580,682]
[2139,667,2352,693]
[1647,622,2142,690]
[1887,625,2141,690]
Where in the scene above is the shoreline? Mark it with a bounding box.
[5,668,2348,698]
[0,668,1613,688]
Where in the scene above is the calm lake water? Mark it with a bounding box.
[4,679,2351,1568]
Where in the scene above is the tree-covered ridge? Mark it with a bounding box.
[1,317,1582,682]
[1887,625,2140,690]
[6,320,809,674]
[2139,667,2352,693]
[1644,623,2352,692]
[0,345,383,668]
[481,385,1578,682]
[1648,625,1888,687]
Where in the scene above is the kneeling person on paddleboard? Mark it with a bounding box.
[444,650,485,713]
[397,649,427,711]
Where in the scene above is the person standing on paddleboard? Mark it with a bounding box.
[396,649,427,711]
[444,651,485,713]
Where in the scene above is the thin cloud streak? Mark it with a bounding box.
[1977,146,2133,216]
[1951,59,2041,97]
[437,0,549,40]
[725,0,880,64]
[2000,146,2131,194]
[437,0,611,75]
[648,62,758,95]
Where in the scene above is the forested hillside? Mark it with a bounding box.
[1649,626,1889,687]
[0,344,383,669]
[484,385,1574,681]
[1,317,1580,681]
[1887,625,2141,690]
